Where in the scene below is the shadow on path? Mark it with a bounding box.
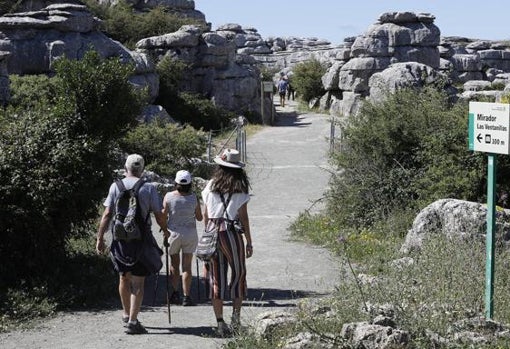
[143,325,216,337]
[274,109,311,127]
[145,274,323,309]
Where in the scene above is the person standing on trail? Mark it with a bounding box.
[201,148,253,336]
[96,154,169,335]
[162,170,203,306]
[287,80,295,101]
[277,74,289,107]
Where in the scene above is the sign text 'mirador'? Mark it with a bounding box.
[477,113,497,122]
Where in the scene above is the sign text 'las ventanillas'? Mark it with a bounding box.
[469,102,510,155]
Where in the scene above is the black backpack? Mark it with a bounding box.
[112,178,148,241]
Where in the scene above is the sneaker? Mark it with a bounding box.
[215,321,231,338]
[122,315,129,327]
[169,291,182,305]
[125,320,148,335]
[182,295,195,306]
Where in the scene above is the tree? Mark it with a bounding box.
[0,50,144,287]
[291,58,326,103]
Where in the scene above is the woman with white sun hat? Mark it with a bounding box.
[201,148,253,336]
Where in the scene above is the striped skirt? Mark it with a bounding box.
[206,219,247,300]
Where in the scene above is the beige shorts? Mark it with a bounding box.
[168,231,198,255]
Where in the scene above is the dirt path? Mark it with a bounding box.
[0,99,340,349]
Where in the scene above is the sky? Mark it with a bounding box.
[193,0,510,46]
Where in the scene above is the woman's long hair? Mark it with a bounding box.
[210,165,250,194]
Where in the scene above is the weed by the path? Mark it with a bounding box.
[274,211,510,347]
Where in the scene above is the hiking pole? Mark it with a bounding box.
[196,257,200,302]
[164,236,171,324]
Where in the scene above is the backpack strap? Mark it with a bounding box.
[115,179,126,192]
[132,177,146,195]
[219,193,232,220]
[132,177,152,235]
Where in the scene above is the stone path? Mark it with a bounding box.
[0,98,340,349]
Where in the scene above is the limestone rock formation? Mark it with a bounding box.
[0,1,265,120]
[0,2,159,103]
[400,198,510,254]
[321,12,443,117]
[136,24,264,121]
[4,4,510,123]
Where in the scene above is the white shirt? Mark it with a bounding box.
[201,180,250,219]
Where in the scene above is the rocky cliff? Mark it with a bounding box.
[1,3,510,122]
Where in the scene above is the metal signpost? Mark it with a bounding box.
[468,101,510,319]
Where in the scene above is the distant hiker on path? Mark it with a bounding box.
[201,148,253,337]
[96,154,169,335]
[287,81,295,101]
[162,170,203,306]
[277,74,289,107]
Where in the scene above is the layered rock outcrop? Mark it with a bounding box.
[3,4,510,122]
[0,1,267,121]
[319,12,443,117]
[136,24,265,120]
[0,2,159,104]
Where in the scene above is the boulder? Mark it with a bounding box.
[136,25,202,49]
[463,80,492,91]
[368,62,441,103]
[340,322,410,349]
[400,199,510,253]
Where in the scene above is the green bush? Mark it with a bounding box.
[156,55,189,99]
[0,0,22,14]
[8,74,59,111]
[120,119,208,177]
[0,230,117,331]
[0,50,143,289]
[259,66,280,81]
[83,0,201,49]
[489,82,505,91]
[155,56,235,130]
[163,92,235,131]
[291,58,326,103]
[327,87,501,228]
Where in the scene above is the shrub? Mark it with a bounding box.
[327,87,498,228]
[0,0,22,14]
[291,58,326,103]
[156,55,189,99]
[83,0,201,49]
[0,50,143,288]
[490,82,505,91]
[0,230,117,331]
[120,119,208,177]
[8,74,59,111]
[259,65,280,81]
[155,56,235,130]
[162,92,235,131]
[284,218,510,348]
